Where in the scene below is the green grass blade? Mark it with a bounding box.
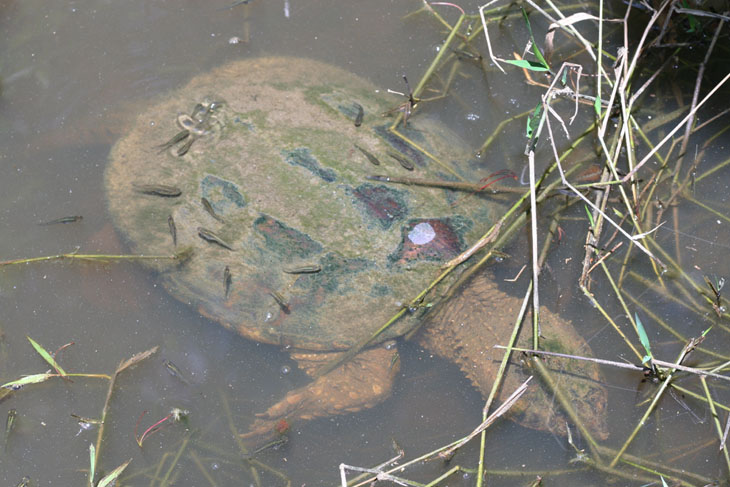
[27,336,67,377]
[594,94,602,116]
[680,0,699,32]
[504,59,551,72]
[584,204,595,229]
[526,102,543,138]
[2,373,55,389]
[635,312,653,365]
[96,458,132,487]
[520,7,550,72]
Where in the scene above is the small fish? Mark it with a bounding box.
[388,151,415,171]
[283,265,321,274]
[451,48,482,61]
[176,136,196,156]
[365,174,391,182]
[269,291,291,314]
[156,129,190,153]
[163,360,190,385]
[201,197,225,222]
[71,414,100,436]
[174,246,195,263]
[390,351,400,370]
[5,408,16,448]
[252,436,289,455]
[168,215,177,247]
[133,184,182,197]
[197,227,234,250]
[218,0,254,10]
[390,437,405,457]
[354,144,380,166]
[224,265,232,299]
[16,477,30,487]
[284,264,322,274]
[353,103,364,127]
[70,414,103,426]
[38,215,83,226]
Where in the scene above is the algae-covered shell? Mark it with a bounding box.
[105,57,495,351]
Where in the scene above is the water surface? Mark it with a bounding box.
[1,1,729,485]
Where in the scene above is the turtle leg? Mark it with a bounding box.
[417,273,609,441]
[240,346,399,445]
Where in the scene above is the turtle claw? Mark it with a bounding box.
[240,346,399,447]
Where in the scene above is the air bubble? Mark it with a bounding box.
[408,222,436,245]
[281,365,291,375]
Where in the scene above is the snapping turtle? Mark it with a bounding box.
[105,57,607,444]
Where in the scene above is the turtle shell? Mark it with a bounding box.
[105,57,496,351]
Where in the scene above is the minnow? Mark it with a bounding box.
[354,144,380,166]
[217,0,254,11]
[201,197,224,222]
[197,227,234,250]
[168,215,177,247]
[174,246,195,263]
[176,137,196,156]
[365,175,391,182]
[163,360,189,385]
[353,103,364,127]
[156,129,190,153]
[38,215,83,225]
[391,437,405,457]
[252,436,288,455]
[70,414,103,426]
[388,151,415,171]
[5,408,16,449]
[133,184,182,197]
[283,265,321,274]
[224,265,232,299]
[269,291,291,314]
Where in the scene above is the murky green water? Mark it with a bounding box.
[1,1,730,485]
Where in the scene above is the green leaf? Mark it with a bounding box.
[96,458,132,487]
[584,205,595,229]
[27,336,68,377]
[2,373,55,389]
[681,0,699,32]
[593,95,601,117]
[635,313,653,364]
[526,103,543,138]
[89,444,96,487]
[504,59,551,72]
[521,7,551,72]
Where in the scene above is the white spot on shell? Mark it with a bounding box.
[408,222,435,245]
